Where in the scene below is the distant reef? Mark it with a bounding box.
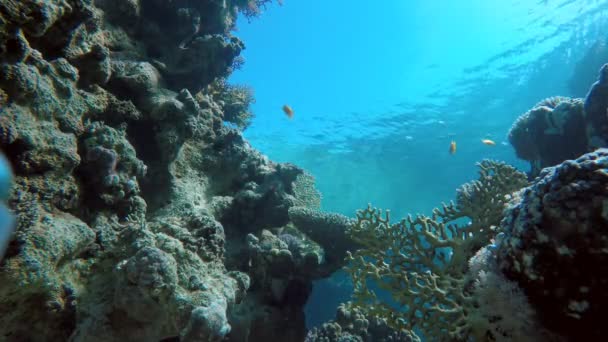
[2,1,608,342]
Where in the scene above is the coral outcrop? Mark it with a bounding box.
[496,148,608,340]
[508,64,608,177]
[508,96,587,177]
[0,0,326,341]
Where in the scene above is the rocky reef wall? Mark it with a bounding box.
[0,1,340,341]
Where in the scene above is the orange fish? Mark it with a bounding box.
[449,140,456,155]
[282,105,294,119]
[481,139,496,146]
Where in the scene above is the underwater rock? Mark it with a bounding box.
[0,0,328,341]
[497,148,608,340]
[0,1,280,341]
[181,302,232,342]
[508,96,587,177]
[510,64,608,177]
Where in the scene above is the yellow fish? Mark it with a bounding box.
[282,105,294,119]
[449,140,456,155]
[481,139,496,146]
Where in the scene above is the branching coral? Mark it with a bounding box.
[292,171,322,210]
[344,160,528,340]
[204,79,255,129]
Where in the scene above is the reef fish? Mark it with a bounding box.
[481,139,496,146]
[282,105,294,119]
[449,140,457,155]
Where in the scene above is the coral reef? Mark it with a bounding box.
[508,96,587,177]
[0,0,321,341]
[289,206,357,276]
[496,148,608,340]
[509,64,608,177]
[343,160,528,340]
[583,63,608,148]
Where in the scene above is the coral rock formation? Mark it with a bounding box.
[509,64,608,177]
[343,160,528,340]
[497,148,608,340]
[0,0,320,341]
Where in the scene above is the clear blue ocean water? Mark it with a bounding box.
[230,0,608,327]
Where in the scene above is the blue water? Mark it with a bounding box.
[230,0,608,328]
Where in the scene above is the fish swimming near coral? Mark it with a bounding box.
[282,105,294,119]
[449,140,457,154]
[481,139,496,146]
[0,152,14,260]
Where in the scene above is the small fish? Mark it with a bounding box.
[282,105,294,119]
[481,139,496,146]
[449,140,457,155]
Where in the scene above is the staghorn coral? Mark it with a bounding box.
[344,160,528,340]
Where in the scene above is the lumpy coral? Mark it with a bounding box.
[508,96,587,176]
[0,0,318,341]
[508,64,608,177]
[305,303,421,342]
[496,148,608,340]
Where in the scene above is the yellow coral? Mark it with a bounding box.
[344,160,528,340]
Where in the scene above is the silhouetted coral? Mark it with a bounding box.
[508,96,586,177]
[509,64,608,177]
